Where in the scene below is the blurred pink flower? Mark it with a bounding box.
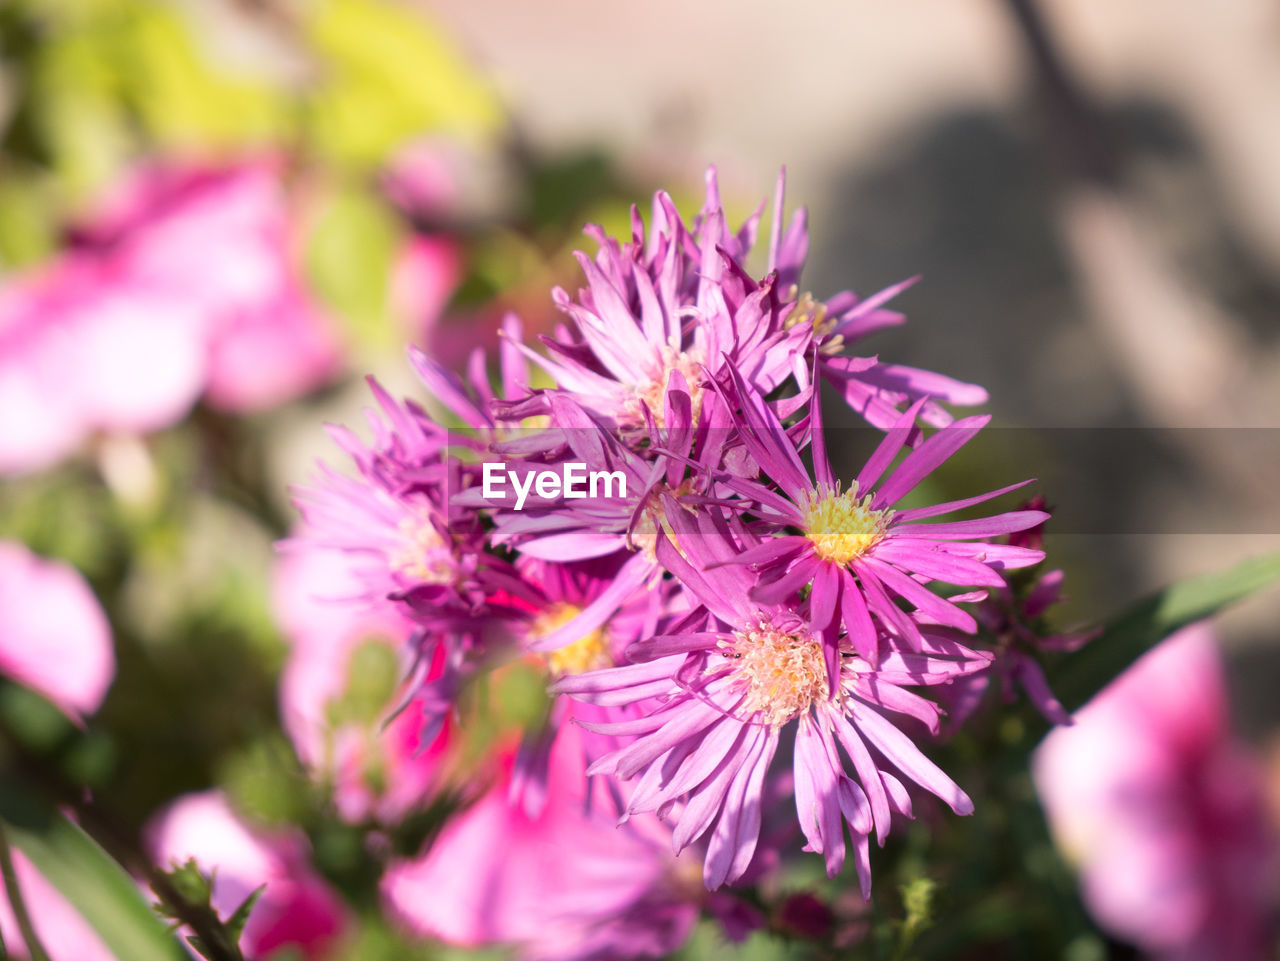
[78,160,342,415]
[1034,623,1277,960]
[0,540,114,717]
[0,257,207,474]
[0,850,118,961]
[146,791,346,961]
[381,715,700,960]
[390,234,462,346]
[381,140,461,219]
[273,547,448,823]
[0,159,342,475]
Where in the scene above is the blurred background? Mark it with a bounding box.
[1,1,1278,958]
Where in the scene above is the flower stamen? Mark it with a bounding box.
[532,604,612,676]
[722,620,829,727]
[802,482,891,565]
[628,345,706,428]
[388,515,456,584]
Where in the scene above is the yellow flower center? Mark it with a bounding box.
[802,483,891,565]
[532,603,612,677]
[783,290,843,355]
[388,515,456,584]
[628,345,706,428]
[723,621,830,727]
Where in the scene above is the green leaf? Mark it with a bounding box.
[226,885,265,944]
[118,4,288,150]
[1047,549,1280,714]
[304,0,503,167]
[0,784,190,961]
[304,183,403,351]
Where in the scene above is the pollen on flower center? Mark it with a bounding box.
[388,515,455,585]
[723,622,829,727]
[783,291,843,354]
[629,345,706,428]
[802,483,890,565]
[532,604,611,676]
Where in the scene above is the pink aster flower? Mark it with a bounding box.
[146,791,348,961]
[382,713,700,960]
[0,541,114,717]
[498,169,776,432]
[712,367,1046,666]
[1034,624,1277,961]
[286,376,502,623]
[556,507,991,892]
[285,365,534,752]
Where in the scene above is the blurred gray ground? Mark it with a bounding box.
[427,0,1280,732]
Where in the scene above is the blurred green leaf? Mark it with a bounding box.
[328,639,402,729]
[0,172,57,266]
[119,4,288,150]
[304,0,503,167]
[0,783,189,961]
[305,183,403,350]
[892,876,936,961]
[493,661,552,730]
[1047,549,1280,715]
[27,23,134,196]
[0,683,74,754]
[219,735,308,828]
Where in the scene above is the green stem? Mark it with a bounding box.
[0,823,51,961]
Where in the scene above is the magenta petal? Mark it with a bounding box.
[530,553,650,650]
[673,725,759,854]
[809,560,839,632]
[852,703,973,815]
[859,557,977,633]
[828,711,893,846]
[751,554,820,606]
[836,777,874,836]
[839,569,879,664]
[648,717,749,809]
[890,479,1035,522]
[855,565,925,650]
[897,510,1049,541]
[855,398,928,494]
[705,726,776,889]
[874,539,1009,588]
[612,700,724,780]
[853,676,942,735]
[627,632,723,662]
[1013,654,1073,726]
[873,414,990,509]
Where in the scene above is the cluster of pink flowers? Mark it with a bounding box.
[279,166,1059,952]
